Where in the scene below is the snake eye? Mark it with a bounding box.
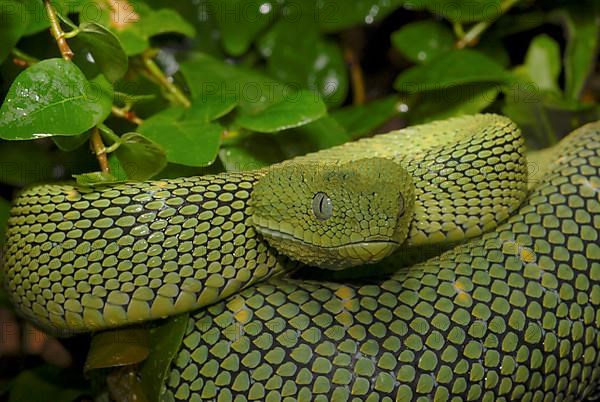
[312,192,333,221]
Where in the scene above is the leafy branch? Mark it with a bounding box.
[43,0,74,60]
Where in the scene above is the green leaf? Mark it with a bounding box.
[391,21,454,64]
[553,4,600,100]
[85,328,150,372]
[234,90,327,133]
[80,0,195,55]
[0,0,28,63]
[0,59,113,140]
[20,0,89,35]
[74,171,120,186]
[138,109,222,167]
[408,83,499,124]
[207,0,277,56]
[524,34,561,92]
[394,49,511,93]
[219,137,284,172]
[8,365,87,402]
[315,0,406,32]
[180,53,287,114]
[276,116,350,158]
[0,197,10,246]
[425,0,502,22]
[332,96,399,138]
[53,131,91,151]
[261,19,349,107]
[107,155,129,181]
[74,22,128,83]
[114,132,167,180]
[139,315,189,402]
[185,95,239,123]
[492,11,546,37]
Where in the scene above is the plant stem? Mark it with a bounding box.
[344,47,366,106]
[44,0,74,60]
[11,48,39,67]
[90,127,110,173]
[141,52,191,108]
[456,0,521,49]
[112,105,144,125]
[453,22,465,38]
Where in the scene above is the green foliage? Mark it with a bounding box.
[0,0,598,400]
[0,59,112,139]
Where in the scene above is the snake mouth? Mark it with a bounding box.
[254,225,399,269]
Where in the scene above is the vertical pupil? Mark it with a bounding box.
[312,192,332,220]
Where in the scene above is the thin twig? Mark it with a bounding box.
[456,0,521,49]
[112,105,144,125]
[344,47,366,106]
[141,52,191,108]
[11,49,39,67]
[44,0,74,60]
[90,127,110,174]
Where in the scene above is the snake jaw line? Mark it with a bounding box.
[253,223,400,269]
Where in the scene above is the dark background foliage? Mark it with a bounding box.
[0,0,598,400]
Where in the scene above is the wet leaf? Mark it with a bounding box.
[332,96,400,138]
[234,90,327,133]
[391,21,454,64]
[138,108,222,167]
[207,0,277,56]
[0,59,113,140]
[395,49,511,92]
[85,329,150,372]
[0,0,28,63]
[139,315,189,402]
[315,0,406,32]
[74,22,128,83]
[114,132,167,180]
[261,19,348,107]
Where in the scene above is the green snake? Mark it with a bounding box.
[2,114,598,400]
[162,121,599,401]
[3,114,526,334]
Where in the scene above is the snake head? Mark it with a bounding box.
[250,158,415,269]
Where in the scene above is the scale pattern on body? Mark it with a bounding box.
[164,124,600,401]
[3,115,529,335]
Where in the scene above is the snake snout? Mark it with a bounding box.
[335,241,398,268]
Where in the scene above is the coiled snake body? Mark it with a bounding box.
[3,115,599,400]
[3,114,526,334]
[162,123,600,401]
